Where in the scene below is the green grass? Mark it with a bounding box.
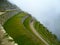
[33,20,60,45]
[23,16,46,45]
[3,11,60,45]
[23,16,32,32]
[3,12,44,45]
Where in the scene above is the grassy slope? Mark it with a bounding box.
[33,20,60,45]
[3,11,60,45]
[3,12,44,45]
[23,16,46,45]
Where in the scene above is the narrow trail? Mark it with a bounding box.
[0,9,20,25]
[30,21,49,45]
[0,9,16,15]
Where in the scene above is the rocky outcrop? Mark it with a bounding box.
[0,0,21,25]
[0,24,17,45]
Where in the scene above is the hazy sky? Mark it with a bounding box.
[8,0,60,39]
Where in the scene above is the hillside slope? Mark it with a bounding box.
[3,12,60,45]
[0,0,60,45]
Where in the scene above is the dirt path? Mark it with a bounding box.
[30,21,49,45]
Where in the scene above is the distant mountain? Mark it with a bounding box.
[0,0,21,11]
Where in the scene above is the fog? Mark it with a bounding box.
[8,0,60,40]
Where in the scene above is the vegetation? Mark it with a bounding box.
[1,0,60,45]
[3,11,60,45]
[3,12,45,45]
[33,20,60,45]
[23,16,46,45]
